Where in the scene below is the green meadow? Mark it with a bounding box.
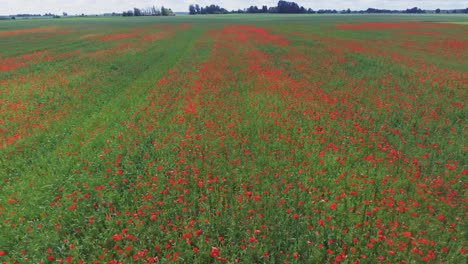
[1,14,467,263]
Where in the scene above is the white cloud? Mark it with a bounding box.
[0,0,466,15]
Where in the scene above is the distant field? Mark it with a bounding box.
[0,14,467,263]
[443,21,468,24]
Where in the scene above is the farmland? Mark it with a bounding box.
[0,14,467,263]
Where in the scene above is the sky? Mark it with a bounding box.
[1,0,467,15]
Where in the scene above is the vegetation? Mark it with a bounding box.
[0,14,467,263]
[188,1,468,14]
[122,6,173,17]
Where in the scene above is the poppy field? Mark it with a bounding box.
[0,14,467,263]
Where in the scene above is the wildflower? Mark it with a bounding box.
[401,232,411,238]
[111,234,122,241]
[210,247,219,258]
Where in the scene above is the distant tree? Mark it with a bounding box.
[247,6,259,13]
[208,4,227,14]
[435,8,441,13]
[121,4,177,17]
[206,4,213,13]
[193,4,227,14]
[464,8,468,13]
[13,13,41,17]
[134,8,142,16]
[277,1,301,13]
[195,4,200,14]
[340,8,351,14]
[63,12,68,16]
[317,9,338,14]
[154,6,161,16]
[189,5,196,15]
[275,1,307,13]
[262,5,268,13]
[366,8,400,13]
[367,8,380,13]
[150,6,157,15]
[405,7,425,13]
[141,7,150,16]
[161,6,169,16]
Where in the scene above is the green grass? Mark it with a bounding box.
[441,21,468,24]
[1,14,467,263]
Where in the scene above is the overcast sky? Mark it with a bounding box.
[1,0,466,15]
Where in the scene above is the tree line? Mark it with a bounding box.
[189,1,468,15]
[122,6,174,16]
[188,4,228,15]
[189,1,309,14]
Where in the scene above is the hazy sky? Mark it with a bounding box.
[1,0,466,15]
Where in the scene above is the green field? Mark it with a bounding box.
[444,21,468,24]
[1,14,467,263]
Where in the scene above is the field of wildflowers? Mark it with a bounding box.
[0,14,467,263]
